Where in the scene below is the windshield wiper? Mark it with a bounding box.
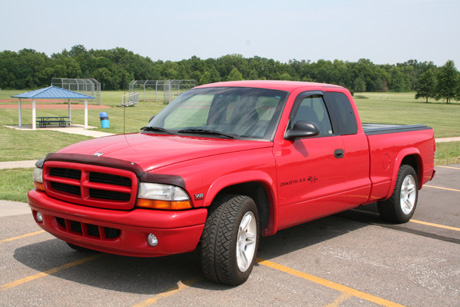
[140,126,173,135]
[177,128,235,139]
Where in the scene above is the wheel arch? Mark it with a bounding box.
[386,149,423,199]
[203,171,277,236]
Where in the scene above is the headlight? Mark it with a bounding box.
[33,167,43,183]
[137,183,192,210]
[33,160,45,191]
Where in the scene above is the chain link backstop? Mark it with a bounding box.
[51,78,101,105]
[128,80,196,103]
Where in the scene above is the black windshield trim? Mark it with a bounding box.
[177,128,236,139]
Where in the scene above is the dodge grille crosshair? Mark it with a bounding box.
[43,161,138,210]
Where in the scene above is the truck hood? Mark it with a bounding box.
[57,133,273,171]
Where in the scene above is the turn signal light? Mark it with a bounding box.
[136,199,192,210]
[33,181,45,191]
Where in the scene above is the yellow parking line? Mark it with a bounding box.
[257,258,405,307]
[132,276,202,307]
[424,185,460,192]
[410,219,460,232]
[1,253,104,291]
[0,230,46,244]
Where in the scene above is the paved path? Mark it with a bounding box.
[0,200,30,217]
[435,136,460,143]
[0,160,37,170]
[5,124,114,138]
[0,103,110,109]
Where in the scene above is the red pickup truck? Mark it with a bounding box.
[29,81,436,285]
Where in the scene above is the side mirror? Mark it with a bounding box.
[285,121,320,140]
[149,115,155,122]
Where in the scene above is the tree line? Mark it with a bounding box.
[0,45,459,102]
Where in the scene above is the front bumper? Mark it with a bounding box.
[28,189,207,257]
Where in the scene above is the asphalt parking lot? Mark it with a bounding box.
[1,165,459,307]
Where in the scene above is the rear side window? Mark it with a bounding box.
[325,92,358,135]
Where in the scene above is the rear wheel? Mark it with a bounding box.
[378,165,418,223]
[201,194,259,286]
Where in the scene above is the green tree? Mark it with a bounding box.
[175,65,190,80]
[248,69,259,80]
[16,49,49,88]
[350,59,383,91]
[0,50,19,88]
[226,68,244,81]
[353,76,366,92]
[50,52,82,78]
[200,72,212,85]
[390,67,411,92]
[93,67,119,90]
[436,60,459,103]
[415,69,437,103]
[0,44,456,95]
[208,66,221,83]
[69,45,92,77]
[279,72,292,80]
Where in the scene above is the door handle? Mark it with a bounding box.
[334,149,344,159]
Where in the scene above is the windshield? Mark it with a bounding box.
[145,87,288,140]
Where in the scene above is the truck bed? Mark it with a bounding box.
[363,122,435,203]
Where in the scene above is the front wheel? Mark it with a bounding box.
[201,194,259,286]
[378,164,418,223]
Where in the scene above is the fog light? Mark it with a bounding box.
[147,233,158,247]
[36,211,43,223]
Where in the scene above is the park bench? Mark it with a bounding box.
[37,116,70,128]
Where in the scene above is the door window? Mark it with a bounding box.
[292,95,333,137]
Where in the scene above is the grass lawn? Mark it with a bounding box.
[1,89,459,203]
[435,142,460,166]
[0,126,93,162]
[354,92,460,138]
[0,168,33,203]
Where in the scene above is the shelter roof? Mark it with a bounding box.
[12,86,95,99]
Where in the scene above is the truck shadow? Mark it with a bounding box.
[256,206,382,261]
[13,208,379,294]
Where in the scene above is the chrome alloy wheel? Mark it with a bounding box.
[400,174,416,215]
[236,211,257,272]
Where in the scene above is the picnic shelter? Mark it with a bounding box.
[12,86,95,130]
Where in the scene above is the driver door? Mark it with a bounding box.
[275,92,348,229]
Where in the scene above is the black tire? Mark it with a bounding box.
[378,165,418,223]
[201,194,259,286]
[66,242,94,252]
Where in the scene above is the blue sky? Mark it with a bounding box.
[1,0,459,66]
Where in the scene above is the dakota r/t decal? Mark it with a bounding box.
[280,176,318,187]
